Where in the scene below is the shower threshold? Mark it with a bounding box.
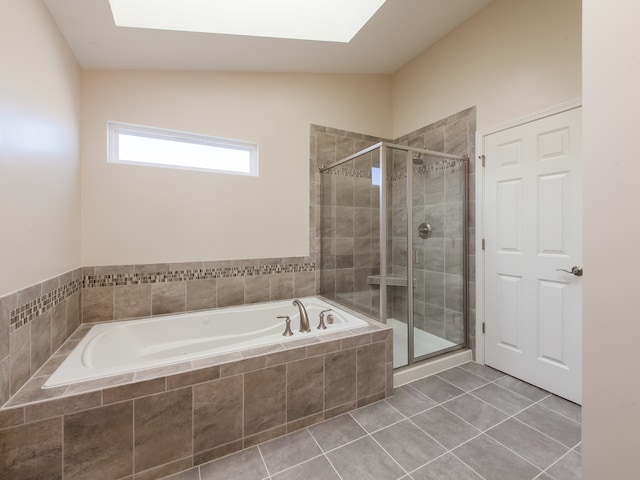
[388,318,456,368]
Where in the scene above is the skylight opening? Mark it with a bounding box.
[108,122,258,176]
[108,0,387,43]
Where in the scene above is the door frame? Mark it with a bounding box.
[474,98,582,365]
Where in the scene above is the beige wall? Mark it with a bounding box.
[81,72,391,266]
[0,0,81,296]
[391,0,581,137]
[582,0,640,477]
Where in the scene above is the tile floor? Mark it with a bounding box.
[162,362,581,480]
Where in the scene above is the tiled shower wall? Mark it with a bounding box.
[313,126,387,318]
[0,269,82,405]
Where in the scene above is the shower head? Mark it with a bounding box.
[412,153,424,165]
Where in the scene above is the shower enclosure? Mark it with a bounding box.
[320,143,468,368]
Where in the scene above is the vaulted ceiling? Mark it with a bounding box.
[43,0,493,73]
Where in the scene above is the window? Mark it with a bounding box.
[108,122,258,176]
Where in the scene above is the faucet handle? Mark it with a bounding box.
[318,309,332,330]
[278,315,294,336]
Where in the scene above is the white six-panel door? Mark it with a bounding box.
[484,107,582,404]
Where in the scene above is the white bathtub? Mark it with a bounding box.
[44,297,368,388]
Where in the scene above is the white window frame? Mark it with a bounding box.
[107,121,258,176]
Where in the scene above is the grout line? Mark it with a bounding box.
[448,450,490,480]
[345,411,410,477]
[191,385,195,460]
[539,446,579,478]
[307,428,345,480]
[529,400,582,426]
[256,444,273,478]
[60,414,65,479]
[382,398,410,420]
[456,362,507,381]
[404,379,562,479]
[452,394,568,476]
[507,415,579,450]
[132,398,136,476]
[406,409,484,453]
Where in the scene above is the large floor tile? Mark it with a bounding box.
[454,434,541,480]
[495,376,549,402]
[327,436,405,480]
[436,367,488,391]
[372,420,445,471]
[410,453,482,480]
[386,385,437,417]
[471,383,533,415]
[516,405,581,448]
[309,414,367,452]
[409,376,464,403]
[349,401,404,433]
[442,394,508,431]
[259,429,322,475]
[458,362,506,381]
[272,456,341,480]
[410,406,480,450]
[486,419,569,469]
[539,395,582,424]
[547,451,581,480]
[200,447,268,480]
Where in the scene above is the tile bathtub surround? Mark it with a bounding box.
[1,268,82,404]
[0,317,392,479]
[81,259,317,323]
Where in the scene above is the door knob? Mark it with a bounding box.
[556,266,583,277]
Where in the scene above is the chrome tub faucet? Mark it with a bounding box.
[292,299,311,332]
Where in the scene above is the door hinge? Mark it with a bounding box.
[482,322,486,334]
[482,238,485,250]
[479,154,486,167]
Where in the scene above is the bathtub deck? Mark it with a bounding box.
[4,318,391,409]
[0,302,394,480]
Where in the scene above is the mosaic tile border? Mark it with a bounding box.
[83,263,316,288]
[320,167,372,179]
[389,158,467,181]
[320,159,465,182]
[9,278,81,331]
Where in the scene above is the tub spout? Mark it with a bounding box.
[292,299,311,333]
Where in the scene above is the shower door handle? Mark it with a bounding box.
[418,223,432,239]
[556,266,583,277]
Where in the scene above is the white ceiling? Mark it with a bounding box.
[43,0,494,74]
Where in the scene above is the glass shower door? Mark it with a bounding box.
[386,147,410,368]
[411,156,467,361]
